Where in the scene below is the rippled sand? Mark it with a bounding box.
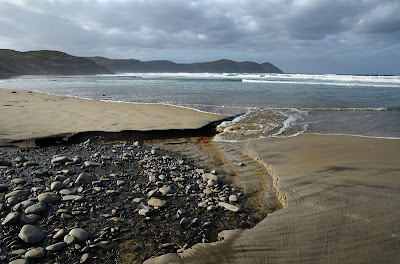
[147,135,400,264]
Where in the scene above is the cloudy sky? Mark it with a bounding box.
[0,0,399,74]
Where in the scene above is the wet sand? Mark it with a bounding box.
[159,135,400,264]
[0,88,228,145]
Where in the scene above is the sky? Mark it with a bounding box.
[0,0,399,75]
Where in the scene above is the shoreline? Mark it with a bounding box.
[1,87,399,263]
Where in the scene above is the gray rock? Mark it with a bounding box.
[69,228,89,242]
[138,208,151,216]
[25,247,45,258]
[64,234,76,244]
[24,202,46,214]
[59,188,76,195]
[53,229,66,240]
[132,197,145,203]
[229,194,238,202]
[148,198,167,207]
[23,161,38,167]
[5,189,30,199]
[218,202,240,212]
[75,173,96,184]
[159,186,173,195]
[11,178,26,185]
[21,214,40,224]
[9,259,29,264]
[202,173,221,182]
[51,156,71,165]
[15,200,35,211]
[18,224,45,244]
[80,253,89,263]
[0,202,4,212]
[83,161,101,167]
[7,196,19,206]
[37,192,60,203]
[62,195,85,202]
[179,217,190,225]
[207,179,218,187]
[45,242,66,252]
[50,181,66,191]
[2,212,20,225]
[206,205,217,211]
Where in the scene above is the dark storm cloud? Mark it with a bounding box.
[0,0,399,74]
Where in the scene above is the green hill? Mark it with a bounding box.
[0,49,112,78]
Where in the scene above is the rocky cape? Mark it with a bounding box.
[0,49,112,78]
[87,57,284,74]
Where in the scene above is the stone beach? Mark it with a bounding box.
[0,139,265,263]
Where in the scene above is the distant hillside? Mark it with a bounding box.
[87,57,283,73]
[0,49,112,78]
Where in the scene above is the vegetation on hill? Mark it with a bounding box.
[0,49,112,78]
[87,57,284,73]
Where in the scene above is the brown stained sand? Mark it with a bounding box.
[0,88,228,144]
[152,135,400,264]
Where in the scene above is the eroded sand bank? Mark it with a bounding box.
[157,135,400,264]
[0,88,228,145]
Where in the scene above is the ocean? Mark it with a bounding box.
[1,73,400,141]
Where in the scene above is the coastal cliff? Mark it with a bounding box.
[87,57,284,73]
[0,49,112,78]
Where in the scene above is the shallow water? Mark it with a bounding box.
[2,73,400,141]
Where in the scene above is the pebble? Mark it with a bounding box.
[64,234,76,244]
[75,173,95,184]
[218,202,240,212]
[11,178,26,185]
[37,192,60,203]
[21,214,40,224]
[69,228,90,242]
[18,224,46,244]
[53,229,66,240]
[2,212,20,225]
[80,253,89,263]
[159,186,173,195]
[9,259,29,264]
[229,194,238,203]
[83,161,101,167]
[25,247,46,258]
[148,198,167,207]
[51,181,67,191]
[24,202,46,214]
[62,195,85,201]
[51,156,71,165]
[46,242,66,252]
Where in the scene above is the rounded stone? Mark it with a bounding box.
[69,228,89,242]
[37,192,60,203]
[25,247,46,258]
[229,194,238,203]
[50,181,66,191]
[64,234,76,244]
[18,224,46,244]
[2,212,20,225]
[24,202,47,214]
[45,242,66,252]
[148,198,167,207]
[9,259,29,264]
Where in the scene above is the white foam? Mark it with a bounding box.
[242,79,400,88]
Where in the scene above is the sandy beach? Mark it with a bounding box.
[1,88,399,263]
[0,88,228,145]
[160,135,400,264]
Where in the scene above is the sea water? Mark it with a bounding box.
[1,73,400,141]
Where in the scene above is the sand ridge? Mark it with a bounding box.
[0,88,228,144]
